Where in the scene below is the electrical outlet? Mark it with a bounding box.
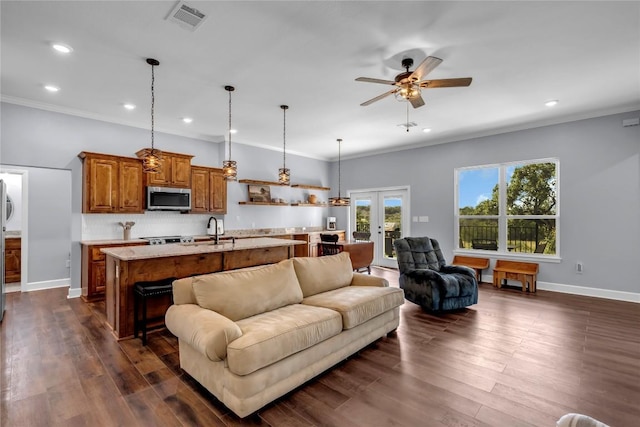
[65,260,71,268]
[576,262,583,274]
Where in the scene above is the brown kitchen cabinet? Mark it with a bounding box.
[79,152,144,213]
[137,150,193,188]
[81,241,147,302]
[191,166,227,214]
[4,237,21,283]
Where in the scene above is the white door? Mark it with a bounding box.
[351,188,409,268]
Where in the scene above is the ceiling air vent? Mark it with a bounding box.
[166,1,207,31]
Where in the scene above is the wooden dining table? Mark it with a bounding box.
[318,240,374,273]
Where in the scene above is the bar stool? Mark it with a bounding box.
[133,277,177,345]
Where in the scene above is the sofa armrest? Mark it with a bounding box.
[165,304,242,362]
[350,273,389,287]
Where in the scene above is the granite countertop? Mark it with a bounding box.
[101,237,305,261]
[81,229,345,246]
[5,231,21,238]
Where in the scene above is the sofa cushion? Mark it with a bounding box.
[192,259,303,321]
[302,286,405,329]
[227,304,342,376]
[292,252,354,297]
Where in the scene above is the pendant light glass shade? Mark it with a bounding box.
[278,104,290,185]
[142,58,162,173]
[223,85,237,181]
[329,138,350,206]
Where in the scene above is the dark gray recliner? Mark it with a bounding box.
[394,237,478,312]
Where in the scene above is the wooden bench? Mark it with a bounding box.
[452,255,490,282]
[493,260,539,292]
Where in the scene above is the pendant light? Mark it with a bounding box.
[141,58,162,173]
[278,104,290,185]
[329,138,350,206]
[222,85,237,181]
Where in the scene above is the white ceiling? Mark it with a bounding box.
[2,1,639,160]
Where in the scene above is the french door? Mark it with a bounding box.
[350,188,409,268]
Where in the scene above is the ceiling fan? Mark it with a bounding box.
[356,56,472,108]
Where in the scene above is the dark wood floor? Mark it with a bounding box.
[2,268,639,426]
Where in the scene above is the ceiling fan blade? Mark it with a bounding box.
[360,89,398,106]
[409,94,425,109]
[355,77,396,85]
[410,56,443,81]
[419,77,473,88]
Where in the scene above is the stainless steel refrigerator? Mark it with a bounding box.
[1,179,6,321]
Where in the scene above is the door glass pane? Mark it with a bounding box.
[507,219,556,254]
[383,196,402,259]
[458,167,499,215]
[355,199,371,232]
[459,218,498,250]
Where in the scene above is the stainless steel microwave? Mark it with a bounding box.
[146,186,191,211]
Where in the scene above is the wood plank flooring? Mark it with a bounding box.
[2,268,639,426]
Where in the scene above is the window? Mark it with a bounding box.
[456,159,558,256]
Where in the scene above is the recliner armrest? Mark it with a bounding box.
[165,304,242,362]
[440,264,476,279]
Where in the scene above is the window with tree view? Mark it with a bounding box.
[456,159,558,256]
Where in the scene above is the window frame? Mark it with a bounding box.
[454,158,560,262]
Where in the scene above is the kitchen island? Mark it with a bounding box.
[102,237,305,340]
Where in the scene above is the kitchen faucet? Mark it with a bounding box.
[207,217,219,244]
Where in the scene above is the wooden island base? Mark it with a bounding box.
[103,238,301,340]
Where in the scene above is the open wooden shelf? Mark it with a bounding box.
[238,179,330,191]
[290,203,329,207]
[239,201,289,206]
[291,184,330,191]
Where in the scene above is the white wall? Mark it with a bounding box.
[332,110,640,296]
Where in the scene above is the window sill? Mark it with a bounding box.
[453,249,561,264]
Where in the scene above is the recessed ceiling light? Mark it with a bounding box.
[51,43,73,54]
[422,128,432,133]
[545,100,559,107]
[230,129,238,134]
[182,117,193,124]
[123,103,136,110]
[44,85,60,92]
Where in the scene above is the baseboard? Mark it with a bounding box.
[484,274,639,303]
[24,278,70,293]
[67,287,82,299]
[537,281,640,303]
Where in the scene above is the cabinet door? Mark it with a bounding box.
[171,156,192,188]
[118,158,144,212]
[91,261,107,294]
[190,167,210,213]
[87,157,118,212]
[209,168,227,214]
[4,242,21,283]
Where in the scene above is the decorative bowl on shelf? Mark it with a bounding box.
[308,194,317,204]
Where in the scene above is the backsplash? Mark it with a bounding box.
[82,212,216,240]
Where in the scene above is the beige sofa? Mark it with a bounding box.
[165,252,404,417]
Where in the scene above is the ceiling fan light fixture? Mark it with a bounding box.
[395,83,421,101]
[141,58,163,174]
[223,85,237,181]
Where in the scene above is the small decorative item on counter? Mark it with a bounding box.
[118,221,135,240]
[308,194,317,204]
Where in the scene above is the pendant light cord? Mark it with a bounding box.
[337,138,342,197]
[282,107,287,169]
[151,63,155,149]
[227,88,232,161]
